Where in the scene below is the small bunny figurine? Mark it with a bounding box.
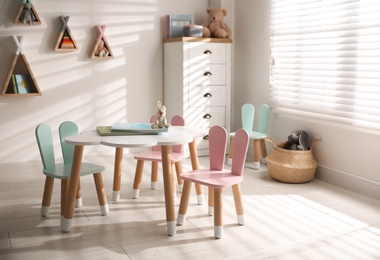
[152,101,170,129]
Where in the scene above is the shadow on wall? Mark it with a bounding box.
[0,0,159,163]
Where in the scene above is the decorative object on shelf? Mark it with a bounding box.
[2,35,41,96]
[14,0,41,25]
[152,101,170,129]
[54,16,79,52]
[288,130,310,150]
[183,25,203,37]
[202,8,232,39]
[264,137,322,183]
[90,25,114,59]
[164,14,193,38]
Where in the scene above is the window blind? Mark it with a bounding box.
[270,0,380,131]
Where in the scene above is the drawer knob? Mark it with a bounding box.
[203,71,212,76]
[203,135,209,140]
[203,93,212,98]
[203,114,212,119]
[203,50,212,55]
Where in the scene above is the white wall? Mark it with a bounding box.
[0,0,208,163]
[234,0,380,197]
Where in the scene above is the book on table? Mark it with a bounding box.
[96,126,161,136]
[111,123,169,133]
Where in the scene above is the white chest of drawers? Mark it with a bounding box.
[164,37,232,156]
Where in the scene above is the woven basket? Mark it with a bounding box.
[264,137,321,183]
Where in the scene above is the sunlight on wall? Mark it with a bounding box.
[0,0,158,162]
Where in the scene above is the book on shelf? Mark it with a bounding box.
[96,126,161,136]
[111,123,169,133]
[164,14,193,38]
[15,74,33,94]
[11,75,18,94]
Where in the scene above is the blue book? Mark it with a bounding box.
[15,74,33,94]
[111,123,168,133]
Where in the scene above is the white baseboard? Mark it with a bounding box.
[316,165,380,199]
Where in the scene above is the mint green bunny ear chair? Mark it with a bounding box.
[228,104,270,169]
[35,122,109,222]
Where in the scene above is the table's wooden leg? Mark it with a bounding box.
[113,147,123,201]
[188,138,204,205]
[62,145,83,232]
[175,161,183,192]
[161,145,176,236]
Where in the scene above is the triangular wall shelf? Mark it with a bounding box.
[90,25,114,59]
[54,16,79,52]
[14,0,41,25]
[2,35,41,96]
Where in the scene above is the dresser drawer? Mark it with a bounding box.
[185,106,225,128]
[188,42,227,64]
[188,64,226,86]
[188,85,226,107]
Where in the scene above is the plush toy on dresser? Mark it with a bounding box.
[202,7,232,39]
[151,101,170,129]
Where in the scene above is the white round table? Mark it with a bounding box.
[63,126,206,235]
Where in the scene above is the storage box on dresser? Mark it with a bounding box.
[164,37,232,156]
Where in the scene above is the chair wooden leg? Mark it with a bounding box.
[175,161,183,192]
[214,188,223,239]
[260,139,267,162]
[232,184,245,225]
[133,160,144,199]
[253,139,260,169]
[113,147,123,201]
[177,180,192,226]
[189,138,204,205]
[228,137,234,165]
[61,179,69,217]
[41,176,54,217]
[75,180,82,208]
[93,172,109,216]
[151,161,158,190]
[208,187,214,216]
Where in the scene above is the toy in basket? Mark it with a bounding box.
[264,137,321,183]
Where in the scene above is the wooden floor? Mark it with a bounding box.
[1,154,380,260]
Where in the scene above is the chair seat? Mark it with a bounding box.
[134,150,185,163]
[43,162,105,179]
[230,130,266,140]
[180,169,244,189]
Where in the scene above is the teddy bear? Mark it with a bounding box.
[288,130,309,150]
[202,7,232,39]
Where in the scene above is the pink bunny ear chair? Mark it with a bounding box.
[131,115,202,204]
[177,125,249,238]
